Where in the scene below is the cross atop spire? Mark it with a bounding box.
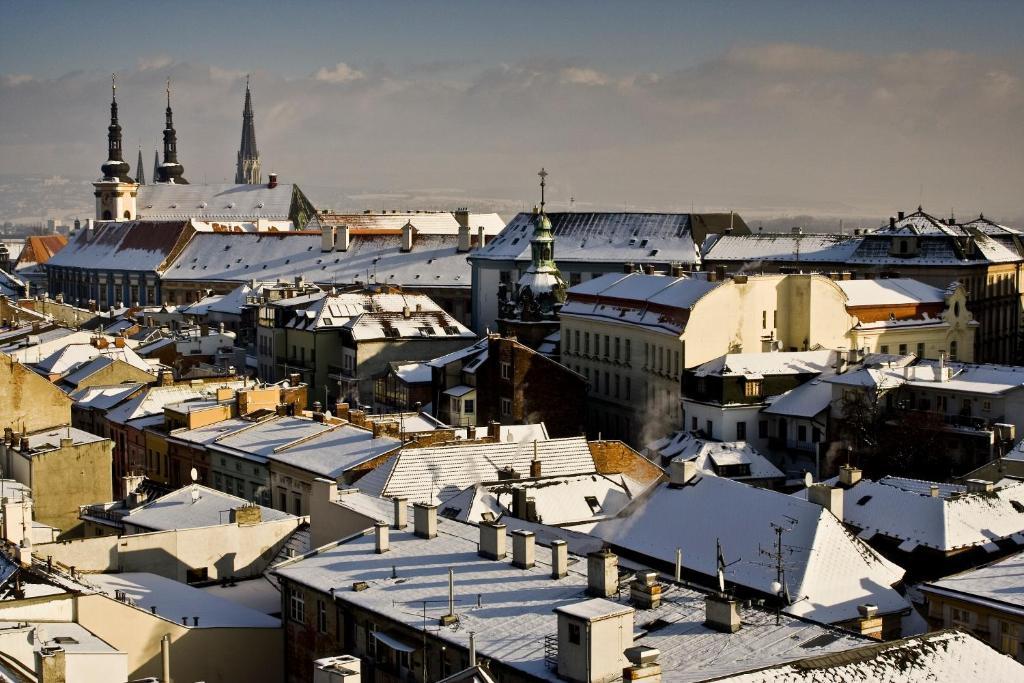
[166,77,171,108]
[112,72,117,100]
[538,167,548,214]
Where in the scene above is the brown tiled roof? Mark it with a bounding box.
[17,234,68,266]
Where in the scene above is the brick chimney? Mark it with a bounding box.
[623,646,662,683]
[268,173,278,189]
[487,420,501,440]
[630,572,662,610]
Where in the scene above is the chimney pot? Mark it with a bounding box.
[838,465,862,487]
[268,173,278,189]
[704,593,741,633]
[337,224,350,252]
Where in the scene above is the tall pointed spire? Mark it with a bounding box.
[135,146,146,185]
[152,149,159,186]
[101,73,133,182]
[235,75,262,184]
[156,78,188,184]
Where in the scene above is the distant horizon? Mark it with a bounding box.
[2,1,1022,220]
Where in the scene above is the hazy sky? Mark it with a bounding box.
[2,0,1023,218]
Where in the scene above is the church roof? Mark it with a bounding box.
[47,221,192,273]
[136,183,303,221]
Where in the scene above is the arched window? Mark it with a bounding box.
[102,210,112,220]
[123,210,131,219]
[950,340,958,361]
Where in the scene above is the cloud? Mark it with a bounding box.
[0,43,1021,220]
[136,55,173,71]
[313,62,365,84]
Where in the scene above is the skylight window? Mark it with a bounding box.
[584,495,602,514]
[856,495,873,506]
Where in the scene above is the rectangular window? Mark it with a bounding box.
[917,342,925,358]
[317,599,328,633]
[625,377,631,400]
[614,374,620,399]
[464,399,475,413]
[500,361,511,380]
[706,420,713,438]
[762,310,767,329]
[293,493,302,516]
[604,372,610,395]
[899,343,908,355]
[568,622,581,645]
[603,335,610,359]
[692,416,698,431]
[759,420,768,438]
[288,587,305,623]
[574,330,580,354]
[982,400,992,412]
[570,272,582,286]
[614,337,621,361]
[880,345,889,354]
[744,380,762,398]
[501,397,512,416]
[736,421,746,441]
[625,339,632,363]
[584,332,590,355]
[798,425,807,442]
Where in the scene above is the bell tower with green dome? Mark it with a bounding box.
[497,168,567,349]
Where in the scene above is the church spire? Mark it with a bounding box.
[100,74,133,182]
[156,78,188,184]
[135,146,146,185]
[152,149,159,185]
[235,75,262,184]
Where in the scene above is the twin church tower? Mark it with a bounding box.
[95,74,261,220]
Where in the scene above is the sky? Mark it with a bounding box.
[1,0,1023,219]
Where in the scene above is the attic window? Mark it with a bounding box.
[223,245,231,251]
[801,633,841,649]
[584,495,602,514]
[480,511,495,523]
[322,318,333,326]
[856,495,872,506]
[440,507,460,519]
[649,249,659,257]
[640,239,649,248]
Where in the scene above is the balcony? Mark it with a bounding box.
[898,409,1003,435]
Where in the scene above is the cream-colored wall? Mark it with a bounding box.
[76,593,283,683]
[0,593,75,622]
[0,355,72,433]
[682,275,854,368]
[309,478,380,548]
[34,516,303,582]
[32,440,114,535]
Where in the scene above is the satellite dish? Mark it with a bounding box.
[190,467,198,483]
[804,472,813,488]
[717,568,725,593]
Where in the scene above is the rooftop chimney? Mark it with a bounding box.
[393,496,407,529]
[630,571,662,610]
[624,262,636,274]
[554,599,634,683]
[807,484,844,520]
[477,225,486,250]
[587,548,618,598]
[551,539,568,579]
[929,485,940,497]
[374,521,389,554]
[890,216,896,228]
[624,646,662,683]
[938,351,947,382]
[668,459,697,486]
[898,211,905,220]
[966,479,995,494]
[456,209,471,252]
[487,420,501,440]
[704,593,741,633]
[401,222,414,252]
[511,529,535,569]
[337,224,351,252]
[268,173,278,189]
[321,225,336,252]
[857,603,882,639]
[479,521,507,560]
[413,502,437,539]
[466,424,477,440]
[838,465,862,487]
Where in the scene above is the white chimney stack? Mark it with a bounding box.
[413,502,437,539]
[512,529,535,569]
[401,222,414,252]
[551,539,568,579]
[321,225,336,252]
[479,521,507,560]
[668,459,697,486]
[807,484,844,521]
[337,224,351,252]
[587,548,618,598]
[393,496,407,529]
[374,522,389,554]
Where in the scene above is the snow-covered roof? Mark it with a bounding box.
[474,212,707,264]
[104,380,250,426]
[46,220,192,273]
[716,630,1024,682]
[356,436,595,505]
[122,484,294,532]
[647,433,784,481]
[207,415,335,464]
[136,183,300,221]
[31,342,149,378]
[561,273,720,335]
[590,477,909,624]
[314,211,506,235]
[450,423,551,443]
[704,233,862,263]
[162,231,475,289]
[762,379,834,418]
[828,360,1024,396]
[274,515,868,682]
[694,351,834,378]
[58,350,155,387]
[266,424,402,479]
[19,426,105,453]
[166,416,251,447]
[837,278,946,307]
[835,477,1024,552]
[390,362,432,384]
[87,572,280,628]
[283,291,474,340]
[427,338,488,368]
[923,550,1024,617]
[0,268,24,298]
[439,473,640,526]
